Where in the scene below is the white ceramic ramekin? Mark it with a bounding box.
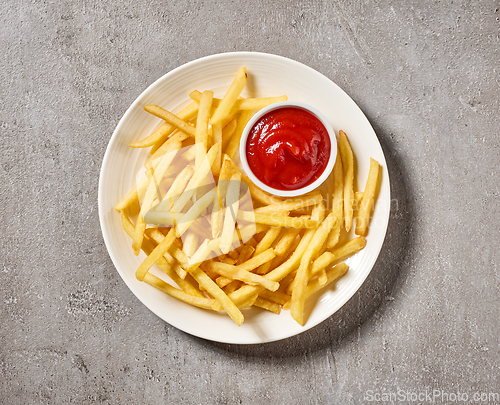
[239,101,337,198]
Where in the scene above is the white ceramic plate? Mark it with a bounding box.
[98,52,390,344]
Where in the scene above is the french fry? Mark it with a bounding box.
[339,130,354,232]
[144,273,216,310]
[237,211,319,229]
[224,109,253,159]
[286,251,336,294]
[224,280,245,296]
[210,67,247,125]
[236,96,287,110]
[253,297,281,314]
[305,263,348,299]
[195,90,213,167]
[331,236,366,262]
[256,192,323,214]
[221,118,237,152]
[190,90,287,111]
[211,157,232,238]
[290,213,336,325]
[189,266,244,325]
[208,223,267,255]
[238,248,275,272]
[144,105,196,137]
[135,228,176,281]
[327,146,343,249]
[212,122,222,176]
[253,227,281,256]
[211,192,223,239]
[355,158,380,236]
[310,251,335,279]
[274,228,301,256]
[220,172,241,253]
[129,101,198,148]
[187,239,211,267]
[206,262,279,292]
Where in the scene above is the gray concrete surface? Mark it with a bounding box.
[1,0,499,404]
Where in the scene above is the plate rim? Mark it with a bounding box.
[98,51,391,344]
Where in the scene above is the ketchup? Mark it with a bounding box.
[245,107,331,191]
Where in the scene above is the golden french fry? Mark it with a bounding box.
[331,236,367,262]
[253,297,281,314]
[220,172,241,253]
[236,96,287,110]
[212,122,222,176]
[211,192,223,239]
[310,252,335,278]
[273,228,301,256]
[286,251,336,294]
[238,248,275,272]
[135,228,176,281]
[327,146,343,249]
[190,90,287,111]
[305,263,349,299]
[254,227,281,256]
[144,105,196,137]
[195,90,213,167]
[290,213,336,325]
[339,130,354,232]
[224,109,253,159]
[256,193,323,214]
[189,266,244,325]
[221,118,237,151]
[210,67,247,125]
[129,101,198,148]
[206,262,279,292]
[354,191,363,210]
[355,158,380,236]
[144,273,216,310]
[237,211,319,229]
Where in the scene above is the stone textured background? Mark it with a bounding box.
[1,0,499,403]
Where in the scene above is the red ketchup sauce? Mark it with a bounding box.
[245,107,331,191]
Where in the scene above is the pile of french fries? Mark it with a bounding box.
[114,67,381,326]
